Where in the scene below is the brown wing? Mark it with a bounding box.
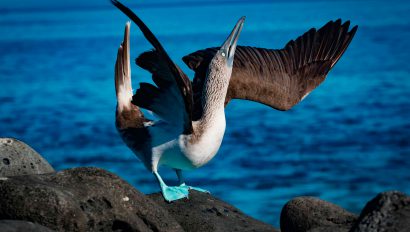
[115,22,150,130]
[183,19,358,119]
[111,0,193,134]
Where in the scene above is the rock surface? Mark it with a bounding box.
[1,139,409,232]
[280,197,357,232]
[0,220,55,232]
[0,167,183,232]
[149,191,278,232]
[351,191,410,232]
[0,138,54,177]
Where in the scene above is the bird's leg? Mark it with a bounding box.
[175,169,186,186]
[174,169,210,194]
[153,171,188,202]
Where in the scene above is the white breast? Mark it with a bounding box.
[181,112,226,168]
[149,110,227,171]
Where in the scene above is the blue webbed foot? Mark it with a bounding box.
[154,171,189,202]
[180,183,210,194]
[161,185,189,202]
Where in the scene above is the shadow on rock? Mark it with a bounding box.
[0,220,55,232]
[149,190,278,232]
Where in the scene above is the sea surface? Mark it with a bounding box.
[0,0,409,227]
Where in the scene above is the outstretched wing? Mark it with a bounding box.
[184,19,357,118]
[111,0,193,135]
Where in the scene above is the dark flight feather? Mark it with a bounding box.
[111,0,194,134]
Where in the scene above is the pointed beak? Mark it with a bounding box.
[221,16,245,63]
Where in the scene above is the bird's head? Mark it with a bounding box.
[208,16,245,80]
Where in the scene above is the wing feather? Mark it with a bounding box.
[183,19,357,117]
[111,0,193,134]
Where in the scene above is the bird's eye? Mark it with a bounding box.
[221,52,226,57]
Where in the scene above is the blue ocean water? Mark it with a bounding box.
[0,0,409,227]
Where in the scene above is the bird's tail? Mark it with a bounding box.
[115,22,133,112]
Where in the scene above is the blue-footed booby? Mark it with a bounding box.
[111,1,357,202]
[112,0,245,201]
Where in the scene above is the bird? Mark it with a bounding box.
[112,0,245,201]
[111,0,358,202]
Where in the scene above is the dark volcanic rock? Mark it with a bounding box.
[0,167,183,232]
[280,197,357,232]
[308,226,353,232]
[351,191,410,232]
[0,220,55,232]
[149,190,278,232]
[0,138,54,177]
